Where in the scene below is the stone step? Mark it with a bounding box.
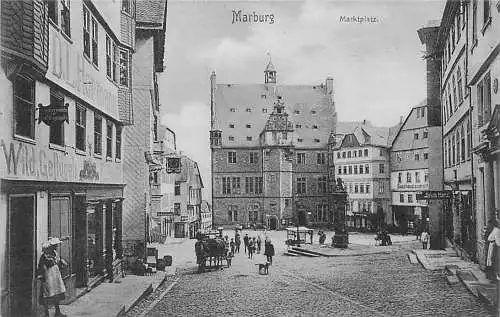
[407,253,419,264]
[287,249,320,257]
[292,247,325,257]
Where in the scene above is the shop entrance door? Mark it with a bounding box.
[73,195,87,287]
[9,195,35,317]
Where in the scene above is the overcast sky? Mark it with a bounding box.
[158,0,445,201]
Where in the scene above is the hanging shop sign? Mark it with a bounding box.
[416,191,452,200]
[166,157,181,174]
[38,103,69,125]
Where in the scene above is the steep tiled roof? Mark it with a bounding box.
[176,155,204,189]
[333,121,398,148]
[213,83,336,148]
[136,0,167,28]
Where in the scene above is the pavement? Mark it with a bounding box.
[60,264,175,317]
[127,234,492,317]
[413,247,498,311]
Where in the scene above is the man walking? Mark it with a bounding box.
[243,234,249,254]
[264,240,275,265]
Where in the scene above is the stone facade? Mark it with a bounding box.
[210,62,337,229]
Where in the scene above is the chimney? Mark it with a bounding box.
[417,22,441,126]
[325,77,334,95]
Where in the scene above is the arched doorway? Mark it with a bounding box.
[269,216,278,230]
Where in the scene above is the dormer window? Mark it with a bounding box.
[314,138,320,143]
[229,124,235,128]
[295,124,301,128]
[246,124,251,128]
[313,125,318,129]
[246,108,252,112]
[261,94,267,99]
[262,108,267,113]
[228,136,234,141]
[294,110,300,114]
[230,108,235,112]
[246,136,252,141]
[311,110,316,114]
[297,138,303,142]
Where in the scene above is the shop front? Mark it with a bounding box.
[0,138,124,316]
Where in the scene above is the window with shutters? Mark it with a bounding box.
[49,91,65,146]
[115,125,121,159]
[60,0,71,37]
[13,75,35,139]
[91,18,98,66]
[94,115,102,155]
[106,120,113,158]
[83,6,90,58]
[75,105,86,151]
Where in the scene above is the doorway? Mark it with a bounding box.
[73,195,87,287]
[269,217,278,230]
[9,194,35,317]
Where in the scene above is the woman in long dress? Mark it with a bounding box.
[486,219,500,281]
[37,237,67,317]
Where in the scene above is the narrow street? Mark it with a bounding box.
[126,232,493,317]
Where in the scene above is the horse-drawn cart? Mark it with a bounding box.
[195,235,232,273]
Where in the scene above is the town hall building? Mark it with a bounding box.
[210,60,337,229]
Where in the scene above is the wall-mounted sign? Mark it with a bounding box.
[38,103,69,125]
[416,191,452,200]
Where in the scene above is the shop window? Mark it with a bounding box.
[91,18,98,66]
[119,50,129,87]
[49,196,72,279]
[115,125,121,159]
[49,92,65,146]
[106,120,113,158]
[83,5,90,58]
[94,115,102,155]
[13,75,35,139]
[75,105,86,151]
[60,0,70,37]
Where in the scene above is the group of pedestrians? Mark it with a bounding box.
[230,231,275,264]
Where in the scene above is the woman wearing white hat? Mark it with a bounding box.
[37,237,67,317]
